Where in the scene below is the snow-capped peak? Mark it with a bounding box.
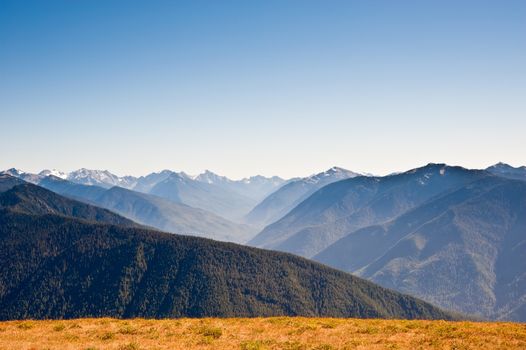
[195,170,232,185]
[1,168,26,176]
[39,169,67,179]
[0,168,43,184]
[66,168,137,189]
[239,175,286,186]
[305,167,360,184]
[327,166,346,173]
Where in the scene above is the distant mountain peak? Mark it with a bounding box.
[486,162,526,181]
[421,162,447,170]
[327,166,348,173]
[70,168,113,176]
[241,174,285,185]
[305,167,360,183]
[488,162,526,170]
[195,170,231,184]
[404,163,450,175]
[401,164,458,186]
[39,169,67,179]
[194,171,286,192]
[2,168,26,176]
[150,169,176,177]
[493,162,509,167]
[65,168,138,189]
[1,168,42,184]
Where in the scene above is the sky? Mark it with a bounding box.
[1,0,525,179]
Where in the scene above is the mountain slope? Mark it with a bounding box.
[39,175,108,202]
[149,172,257,221]
[250,164,488,257]
[0,174,25,192]
[315,176,526,321]
[39,177,256,243]
[0,182,135,227]
[245,167,359,228]
[93,186,256,243]
[0,199,458,320]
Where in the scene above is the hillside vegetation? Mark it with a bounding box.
[0,317,524,350]
[0,179,456,321]
[0,211,454,320]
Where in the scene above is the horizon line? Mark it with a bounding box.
[2,161,523,181]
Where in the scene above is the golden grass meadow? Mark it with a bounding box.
[0,317,525,350]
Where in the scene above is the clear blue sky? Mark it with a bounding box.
[1,0,525,178]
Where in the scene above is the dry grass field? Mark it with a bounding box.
[0,317,524,350]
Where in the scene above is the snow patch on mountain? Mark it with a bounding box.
[39,169,67,179]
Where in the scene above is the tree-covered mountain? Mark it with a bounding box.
[0,178,458,321]
[0,179,135,227]
[39,176,257,243]
[0,174,25,192]
[250,164,488,257]
[244,167,360,228]
[315,176,526,321]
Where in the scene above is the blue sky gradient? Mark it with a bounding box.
[1,0,525,178]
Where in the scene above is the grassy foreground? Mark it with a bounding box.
[0,317,524,350]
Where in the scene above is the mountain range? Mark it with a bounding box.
[1,162,524,321]
[246,163,525,321]
[0,175,456,321]
[0,167,319,243]
[2,168,287,222]
[250,164,488,257]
